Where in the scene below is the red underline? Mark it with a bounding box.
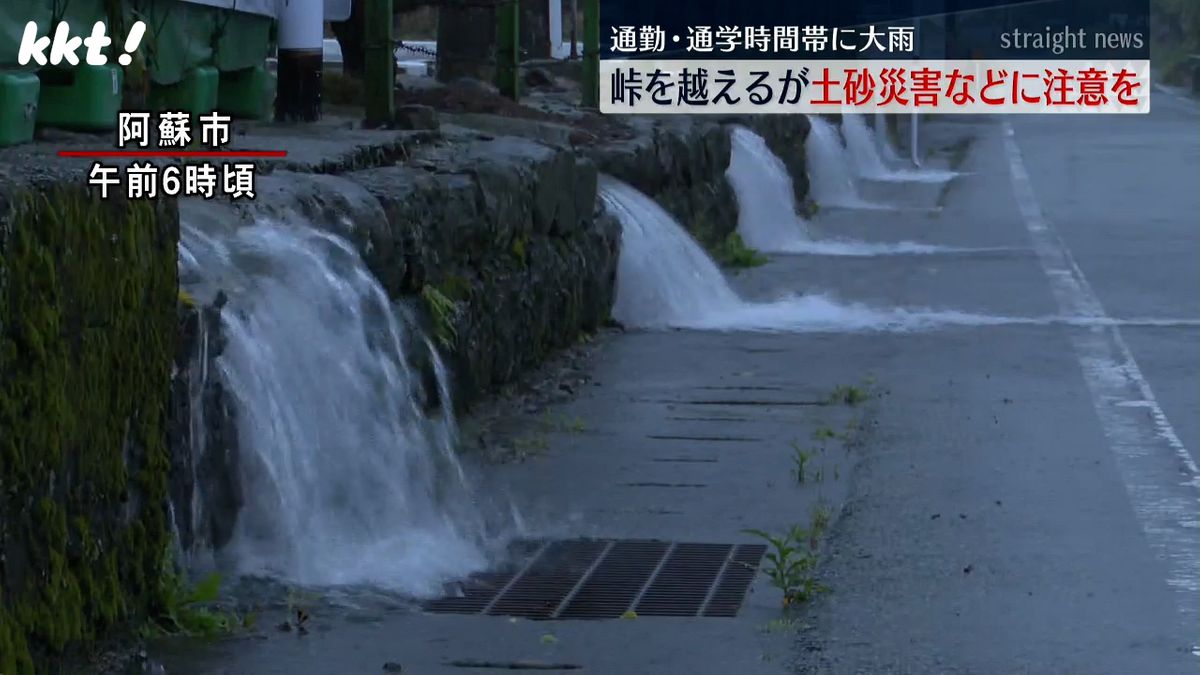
[57,150,288,158]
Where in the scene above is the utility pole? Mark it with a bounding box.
[365,0,396,126]
[496,0,520,99]
[569,0,577,59]
[548,0,562,59]
[910,15,922,167]
[581,0,598,107]
[276,0,324,121]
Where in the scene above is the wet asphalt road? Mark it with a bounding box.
[154,94,1199,674]
[785,92,1200,674]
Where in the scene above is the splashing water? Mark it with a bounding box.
[599,175,1018,332]
[876,112,905,165]
[842,113,893,178]
[727,126,951,256]
[599,176,742,328]
[726,126,811,250]
[179,209,509,597]
[805,115,878,209]
[682,292,1028,333]
[844,114,959,184]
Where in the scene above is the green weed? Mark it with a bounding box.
[743,524,827,608]
[149,566,245,638]
[715,232,769,268]
[421,284,461,350]
[827,383,870,406]
[789,441,812,484]
[811,425,836,441]
[809,504,833,548]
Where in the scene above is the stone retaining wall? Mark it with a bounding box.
[343,134,620,407]
[0,183,178,675]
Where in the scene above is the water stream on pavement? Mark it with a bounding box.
[179,206,510,598]
[598,175,1018,333]
[727,126,948,256]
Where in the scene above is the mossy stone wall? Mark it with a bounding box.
[342,136,620,407]
[0,184,179,674]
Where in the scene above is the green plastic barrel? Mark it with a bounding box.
[149,66,220,117]
[38,65,123,131]
[219,65,277,120]
[0,71,39,146]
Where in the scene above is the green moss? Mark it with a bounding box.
[438,275,472,302]
[0,589,35,675]
[421,284,461,351]
[799,198,820,219]
[0,184,178,672]
[510,233,529,265]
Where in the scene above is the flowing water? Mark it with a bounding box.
[727,126,949,256]
[725,126,811,250]
[844,114,959,184]
[598,175,1020,332]
[599,176,742,328]
[805,115,879,209]
[876,112,906,165]
[843,113,893,178]
[179,205,509,598]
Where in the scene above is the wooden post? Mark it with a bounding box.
[581,0,598,107]
[365,0,396,126]
[496,0,520,99]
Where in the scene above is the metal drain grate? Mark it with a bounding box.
[423,539,766,620]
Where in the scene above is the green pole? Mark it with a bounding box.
[581,0,599,108]
[365,0,395,126]
[496,0,520,100]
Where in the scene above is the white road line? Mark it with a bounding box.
[1003,121,1200,651]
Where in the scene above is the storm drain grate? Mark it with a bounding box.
[423,539,766,620]
[486,539,610,619]
[421,540,543,615]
